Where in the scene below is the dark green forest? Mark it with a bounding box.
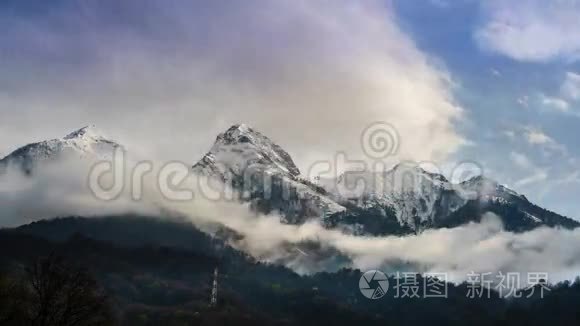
[1,216,580,325]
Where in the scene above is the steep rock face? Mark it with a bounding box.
[193,124,301,181]
[446,176,579,231]
[458,176,527,204]
[2,123,576,234]
[192,124,345,222]
[192,125,577,233]
[327,163,466,231]
[0,125,120,174]
[323,163,578,234]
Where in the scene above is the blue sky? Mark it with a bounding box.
[0,0,579,218]
[394,0,580,217]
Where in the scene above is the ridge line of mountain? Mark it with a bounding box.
[1,123,577,234]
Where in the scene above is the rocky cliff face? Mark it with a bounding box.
[3,123,576,233]
[192,124,345,223]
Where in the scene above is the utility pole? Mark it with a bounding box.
[210,267,218,307]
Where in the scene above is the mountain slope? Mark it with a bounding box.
[0,125,120,174]
[192,124,345,223]
[443,176,580,231]
[5,216,580,326]
[323,163,579,234]
[328,163,466,231]
[192,124,577,233]
[1,123,576,235]
[193,124,301,179]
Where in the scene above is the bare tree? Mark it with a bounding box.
[25,255,114,326]
[0,272,26,324]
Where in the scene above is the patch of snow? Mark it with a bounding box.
[524,212,542,223]
[0,125,120,169]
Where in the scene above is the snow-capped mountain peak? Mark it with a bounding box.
[332,162,451,199]
[1,124,576,234]
[459,175,528,203]
[0,125,120,173]
[192,124,345,221]
[389,162,449,183]
[326,162,465,229]
[322,162,574,234]
[194,123,301,179]
[63,125,107,141]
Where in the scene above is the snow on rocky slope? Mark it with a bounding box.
[2,123,576,233]
[0,125,120,174]
[191,124,578,232]
[192,124,345,222]
[327,163,466,230]
[323,162,578,232]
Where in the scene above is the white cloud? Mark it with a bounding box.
[510,151,533,170]
[514,170,548,188]
[517,96,530,108]
[561,72,580,100]
[3,159,580,284]
[475,0,580,62]
[557,170,580,185]
[517,126,567,156]
[539,94,570,112]
[0,0,465,172]
[531,74,580,117]
[503,130,516,139]
[524,128,554,145]
[509,151,548,188]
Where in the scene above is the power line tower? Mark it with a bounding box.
[209,233,226,308]
[210,267,218,307]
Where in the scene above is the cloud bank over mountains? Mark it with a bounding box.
[2,0,580,287]
[475,0,580,62]
[0,0,465,170]
[2,155,580,286]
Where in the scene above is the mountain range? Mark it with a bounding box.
[1,124,578,235]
